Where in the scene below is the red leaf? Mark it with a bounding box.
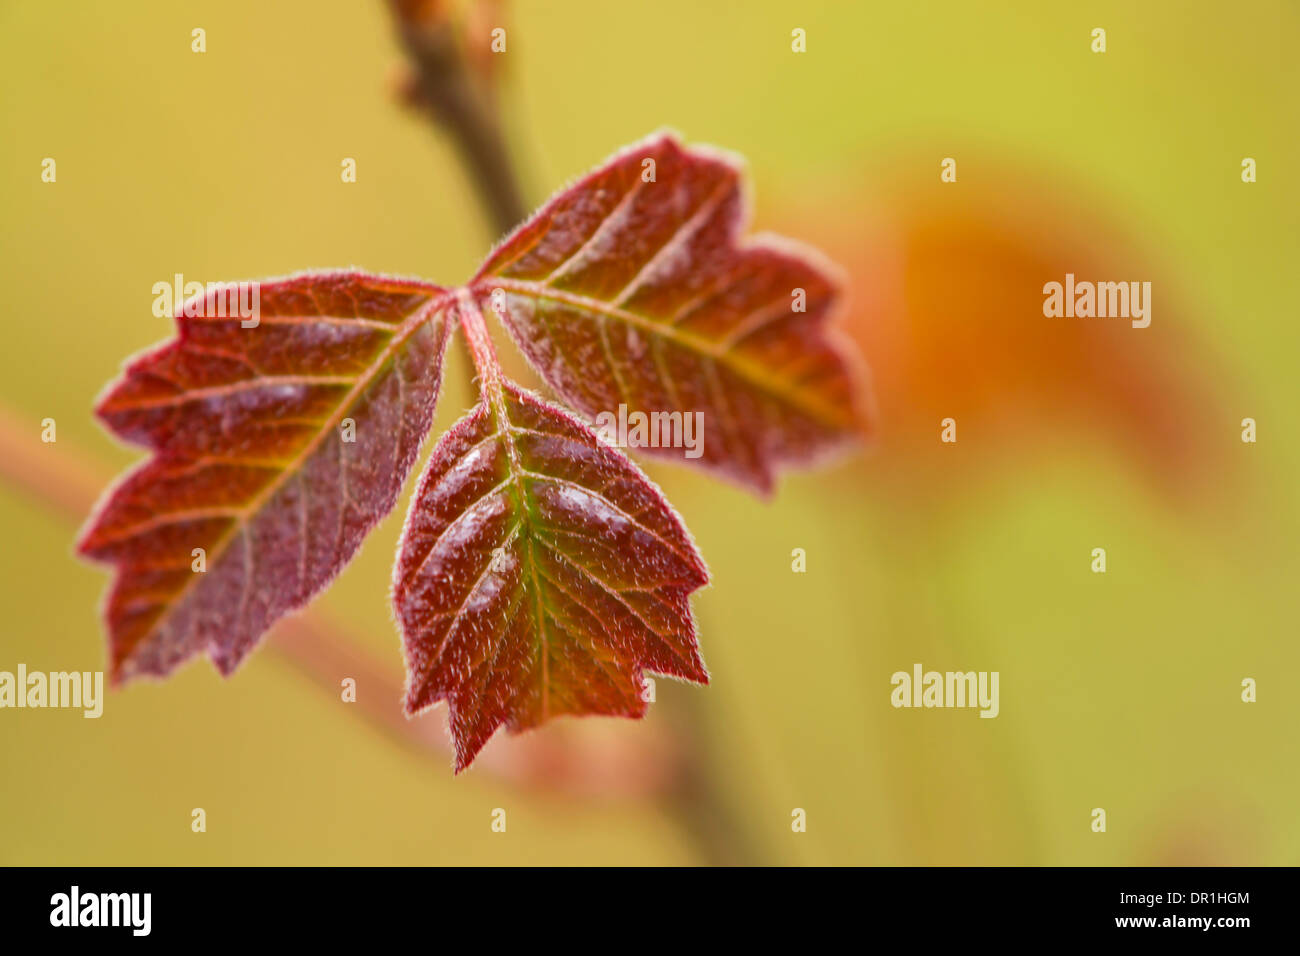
[78,132,870,770]
[78,271,453,682]
[393,303,708,770]
[471,130,871,494]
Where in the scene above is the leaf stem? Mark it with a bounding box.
[455,289,503,392]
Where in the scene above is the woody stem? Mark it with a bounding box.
[386,2,526,237]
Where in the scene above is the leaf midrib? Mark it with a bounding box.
[476,278,854,430]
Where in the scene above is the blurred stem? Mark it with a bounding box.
[660,683,764,866]
[385,0,526,237]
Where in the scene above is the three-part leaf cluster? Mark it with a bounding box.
[78,131,871,770]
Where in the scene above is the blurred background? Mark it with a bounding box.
[1,0,1296,865]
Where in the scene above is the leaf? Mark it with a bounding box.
[470,129,871,494]
[76,131,871,772]
[392,361,708,771]
[78,271,452,682]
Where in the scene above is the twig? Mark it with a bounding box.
[385,0,526,236]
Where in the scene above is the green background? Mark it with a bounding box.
[0,0,1295,864]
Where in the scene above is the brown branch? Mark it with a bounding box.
[659,681,766,866]
[385,0,526,236]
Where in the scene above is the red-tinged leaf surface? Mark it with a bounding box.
[471,130,872,494]
[78,271,452,683]
[393,373,709,772]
